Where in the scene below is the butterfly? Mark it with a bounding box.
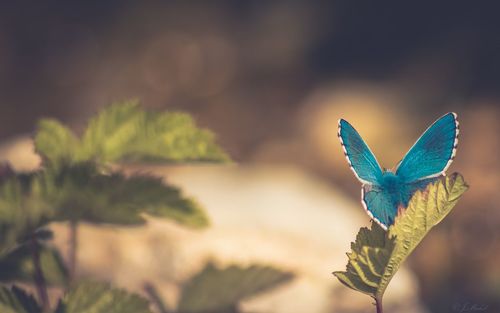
[337,112,459,230]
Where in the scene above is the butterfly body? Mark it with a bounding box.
[380,171,400,194]
[338,113,459,230]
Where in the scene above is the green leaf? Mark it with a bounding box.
[79,101,146,164]
[0,285,41,313]
[31,101,224,228]
[0,243,68,286]
[55,281,152,313]
[120,111,230,163]
[40,163,146,225]
[177,263,293,313]
[333,173,468,301]
[122,175,209,228]
[34,100,229,167]
[40,163,208,227]
[0,175,54,257]
[333,222,394,297]
[34,119,80,165]
[0,161,208,235]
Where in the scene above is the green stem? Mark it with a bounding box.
[68,220,78,285]
[31,233,50,311]
[375,297,383,313]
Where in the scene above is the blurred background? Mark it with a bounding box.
[0,1,499,312]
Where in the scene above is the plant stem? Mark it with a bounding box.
[68,220,78,285]
[31,233,50,311]
[375,297,383,313]
[143,282,170,313]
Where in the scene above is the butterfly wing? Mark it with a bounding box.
[338,119,383,185]
[400,177,440,208]
[362,185,396,230]
[363,177,440,230]
[396,112,459,183]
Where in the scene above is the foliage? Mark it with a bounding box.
[41,162,209,227]
[55,281,152,313]
[0,242,68,286]
[0,173,54,258]
[333,173,468,307]
[0,282,153,313]
[0,101,241,312]
[0,286,40,313]
[34,100,229,168]
[177,263,294,313]
[0,163,209,263]
[333,222,394,298]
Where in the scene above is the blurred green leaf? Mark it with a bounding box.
[35,100,229,168]
[55,281,152,313]
[79,101,146,163]
[0,285,41,313]
[34,119,80,165]
[39,163,208,227]
[333,173,468,302]
[0,175,54,257]
[121,175,208,228]
[177,263,294,313]
[40,163,145,225]
[0,161,208,258]
[0,243,68,286]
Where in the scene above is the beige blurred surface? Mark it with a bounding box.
[0,136,41,172]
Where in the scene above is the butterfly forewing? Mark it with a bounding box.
[395,112,459,182]
[337,119,383,185]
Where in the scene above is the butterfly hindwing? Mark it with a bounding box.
[363,176,440,230]
[404,177,440,200]
[362,185,396,230]
[396,113,459,182]
[338,119,383,185]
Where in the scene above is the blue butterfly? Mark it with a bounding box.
[338,112,459,230]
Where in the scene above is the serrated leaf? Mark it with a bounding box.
[55,281,152,313]
[333,222,394,296]
[0,285,41,313]
[31,101,225,228]
[79,101,146,163]
[0,243,68,286]
[80,101,229,164]
[34,119,80,165]
[177,263,293,313]
[120,111,230,163]
[0,161,207,237]
[123,176,209,228]
[34,100,229,167]
[40,163,208,227]
[334,173,468,301]
[41,163,146,225]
